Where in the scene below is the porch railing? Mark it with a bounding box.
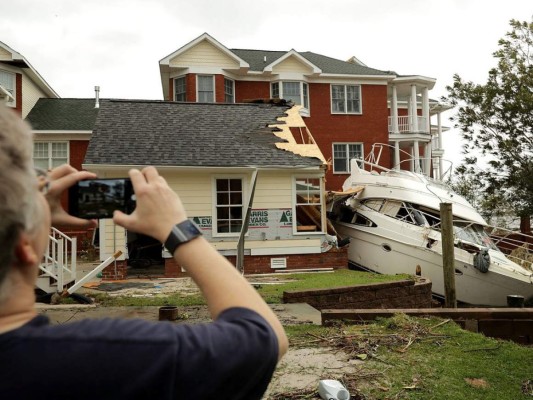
[388,116,428,133]
[38,227,77,292]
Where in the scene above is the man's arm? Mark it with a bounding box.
[112,167,288,360]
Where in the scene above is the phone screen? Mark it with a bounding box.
[69,178,135,219]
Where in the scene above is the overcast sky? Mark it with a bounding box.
[2,0,531,169]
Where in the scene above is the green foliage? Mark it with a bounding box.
[445,18,533,220]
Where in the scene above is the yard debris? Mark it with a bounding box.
[464,378,489,389]
[522,379,533,396]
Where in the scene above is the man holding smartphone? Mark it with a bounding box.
[0,105,288,399]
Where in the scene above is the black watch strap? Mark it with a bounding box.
[164,220,202,255]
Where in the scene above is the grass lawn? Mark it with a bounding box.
[91,269,411,307]
[85,269,533,399]
[282,315,533,400]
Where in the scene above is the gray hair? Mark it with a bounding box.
[0,105,41,292]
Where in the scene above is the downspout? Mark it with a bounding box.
[236,169,259,274]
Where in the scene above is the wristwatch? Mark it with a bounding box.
[164,220,203,255]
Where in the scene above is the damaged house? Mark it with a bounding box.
[81,99,346,278]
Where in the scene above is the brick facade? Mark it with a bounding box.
[283,278,432,310]
[102,260,128,280]
[164,247,348,278]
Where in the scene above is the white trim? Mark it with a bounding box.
[252,247,321,256]
[211,175,248,238]
[33,141,70,169]
[292,175,325,235]
[263,49,322,75]
[330,84,362,115]
[270,80,310,114]
[159,33,249,70]
[196,74,215,103]
[0,70,16,107]
[332,142,364,174]
[83,165,323,174]
[173,74,187,101]
[223,77,235,103]
[0,43,58,98]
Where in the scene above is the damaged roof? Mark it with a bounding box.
[25,98,99,130]
[84,100,324,168]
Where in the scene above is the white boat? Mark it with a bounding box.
[328,149,533,306]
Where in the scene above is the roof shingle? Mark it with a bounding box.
[84,100,323,169]
[25,98,99,130]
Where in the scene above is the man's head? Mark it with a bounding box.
[0,105,47,301]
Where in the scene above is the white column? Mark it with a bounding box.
[422,86,430,133]
[437,112,444,179]
[410,84,418,132]
[424,142,432,176]
[394,141,400,170]
[391,85,399,133]
[413,140,420,173]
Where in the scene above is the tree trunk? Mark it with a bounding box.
[520,215,531,234]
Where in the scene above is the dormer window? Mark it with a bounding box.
[0,70,15,107]
[271,81,309,110]
[197,75,215,103]
[174,76,186,102]
[224,78,234,103]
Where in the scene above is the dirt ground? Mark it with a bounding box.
[36,275,357,399]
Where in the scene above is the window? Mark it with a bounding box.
[333,143,363,173]
[197,75,214,103]
[331,84,361,114]
[215,178,243,234]
[271,81,309,109]
[174,76,186,101]
[294,177,323,233]
[0,69,15,107]
[224,78,234,103]
[33,142,68,170]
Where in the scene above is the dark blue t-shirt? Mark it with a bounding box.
[0,307,278,399]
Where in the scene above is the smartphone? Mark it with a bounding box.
[69,178,135,219]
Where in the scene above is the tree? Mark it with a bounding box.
[445,18,533,232]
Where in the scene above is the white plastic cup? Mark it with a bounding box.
[318,379,350,400]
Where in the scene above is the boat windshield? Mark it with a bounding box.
[453,222,498,251]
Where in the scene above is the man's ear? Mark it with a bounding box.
[14,233,39,268]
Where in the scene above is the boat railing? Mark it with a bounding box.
[358,143,454,183]
[374,203,532,271]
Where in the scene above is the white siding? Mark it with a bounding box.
[254,171,293,208]
[97,168,326,258]
[272,56,313,74]
[21,71,47,118]
[170,41,239,68]
[99,218,127,261]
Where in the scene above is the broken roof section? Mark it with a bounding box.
[83,100,325,169]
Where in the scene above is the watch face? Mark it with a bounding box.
[182,220,202,236]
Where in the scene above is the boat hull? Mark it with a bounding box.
[334,220,533,306]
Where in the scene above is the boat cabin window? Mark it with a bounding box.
[453,222,498,251]
[363,199,384,212]
[362,199,429,227]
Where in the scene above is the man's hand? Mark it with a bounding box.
[43,165,97,229]
[113,167,188,243]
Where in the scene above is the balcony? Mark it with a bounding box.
[388,116,428,134]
